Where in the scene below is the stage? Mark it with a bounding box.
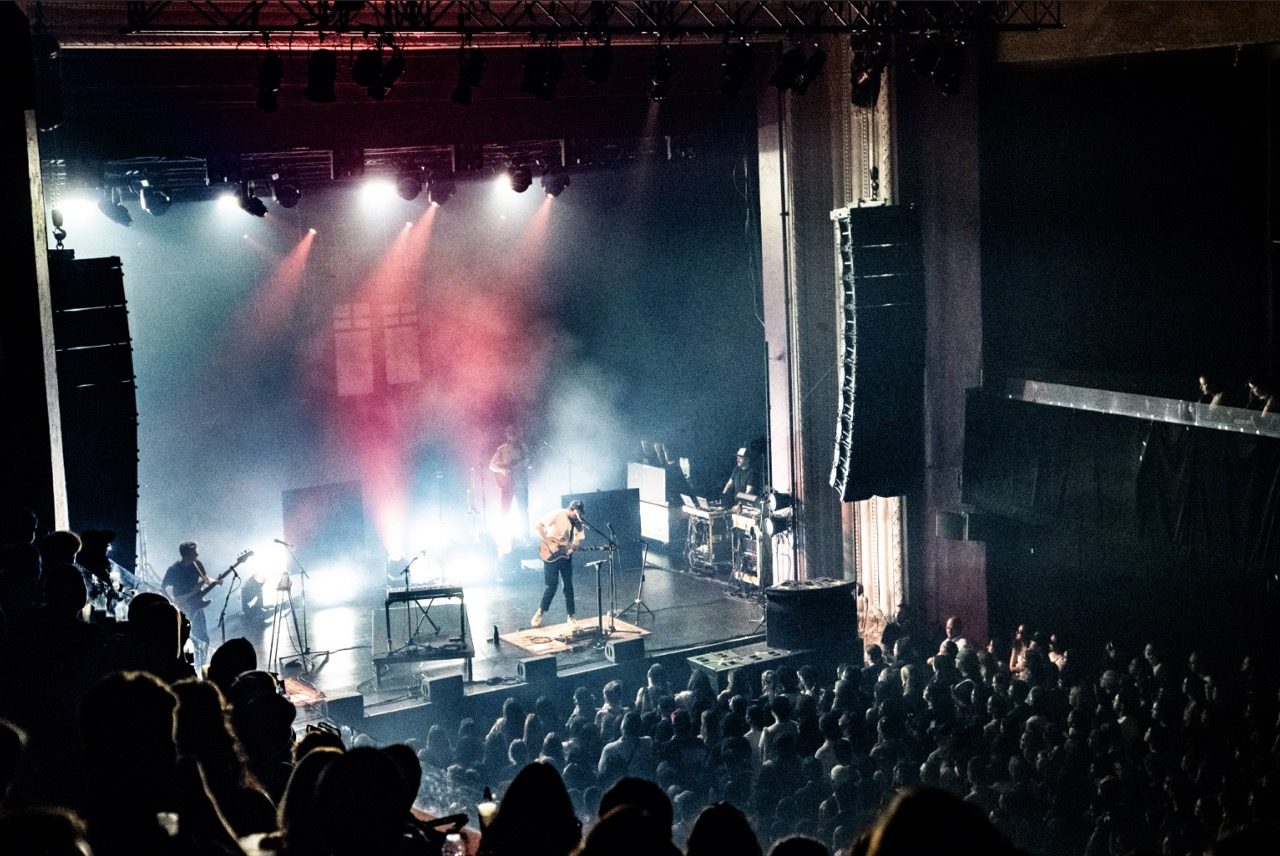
[215,554,767,723]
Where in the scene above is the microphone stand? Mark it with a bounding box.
[279,542,330,675]
[542,440,575,492]
[577,514,619,641]
[216,568,241,646]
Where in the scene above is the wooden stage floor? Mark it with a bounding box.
[216,556,765,712]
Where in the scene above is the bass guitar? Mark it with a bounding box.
[174,550,253,614]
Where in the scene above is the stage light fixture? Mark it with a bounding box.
[451,47,486,105]
[648,45,674,102]
[793,46,826,95]
[33,28,63,132]
[50,208,67,248]
[508,163,533,194]
[932,33,967,95]
[521,45,564,100]
[849,36,887,109]
[764,508,793,538]
[381,49,405,92]
[256,50,283,113]
[138,182,172,216]
[541,171,570,197]
[97,187,132,227]
[769,45,807,91]
[304,49,338,103]
[428,174,456,204]
[907,32,939,79]
[237,182,268,217]
[721,41,755,96]
[395,173,423,201]
[351,48,383,89]
[273,178,302,208]
[583,42,613,84]
[763,489,794,515]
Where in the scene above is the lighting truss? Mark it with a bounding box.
[74,3,1062,50]
[103,156,209,197]
[363,144,457,182]
[42,134,703,207]
[239,148,334,187]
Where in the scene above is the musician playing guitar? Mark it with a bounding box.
[162,541,224,648]
[488,424,529,511]
[531,499,585,628]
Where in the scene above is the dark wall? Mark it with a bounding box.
[984,517,1271,667]
[981,48,1270,397]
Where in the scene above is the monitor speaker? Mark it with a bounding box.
[426,674,464,710]
[604,636,645,663]
[325,692,364,725]
[517,655,557,684]
[765,579,858,655]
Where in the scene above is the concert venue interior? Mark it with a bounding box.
[4,3,1280,855]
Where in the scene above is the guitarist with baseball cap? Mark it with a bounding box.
[532,499,585,628]
[162,541,224,650]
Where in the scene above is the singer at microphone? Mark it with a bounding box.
[530,498,585,629]
[273,538,294,547]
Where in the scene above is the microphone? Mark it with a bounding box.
[273,538,294,547]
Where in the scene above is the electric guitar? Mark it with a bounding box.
[173,550,252,614]
[538,539,610,562]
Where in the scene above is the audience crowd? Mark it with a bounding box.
[2,504,1278,855]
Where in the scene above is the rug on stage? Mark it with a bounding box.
[500,617,650,655]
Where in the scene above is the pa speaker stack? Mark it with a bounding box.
[765,578,859,658]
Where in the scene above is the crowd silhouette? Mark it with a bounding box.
[2,505,1278,855]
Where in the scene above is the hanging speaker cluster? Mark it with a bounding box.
[829,204,925,503]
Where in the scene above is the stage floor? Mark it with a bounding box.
[217,556,765,711]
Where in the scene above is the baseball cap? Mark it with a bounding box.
[736,447,748,456]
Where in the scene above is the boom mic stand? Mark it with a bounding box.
[617,542,656,622]
[277,543,330,675]
[215,567,242,645]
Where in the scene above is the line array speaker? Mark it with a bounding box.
[48,252,139,570]
[829,204,924,502]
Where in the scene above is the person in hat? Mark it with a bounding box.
[532,499,586,628]
[720,447,758,506]
[77,529,126,608]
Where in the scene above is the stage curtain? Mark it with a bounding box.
[963,392,1280,576]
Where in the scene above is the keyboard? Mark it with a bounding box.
[385,585,464,605]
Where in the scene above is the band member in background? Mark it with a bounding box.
[532,499,585,628]
[163,541,221,647]
[490,425,531,553]
[721,447,758,506]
